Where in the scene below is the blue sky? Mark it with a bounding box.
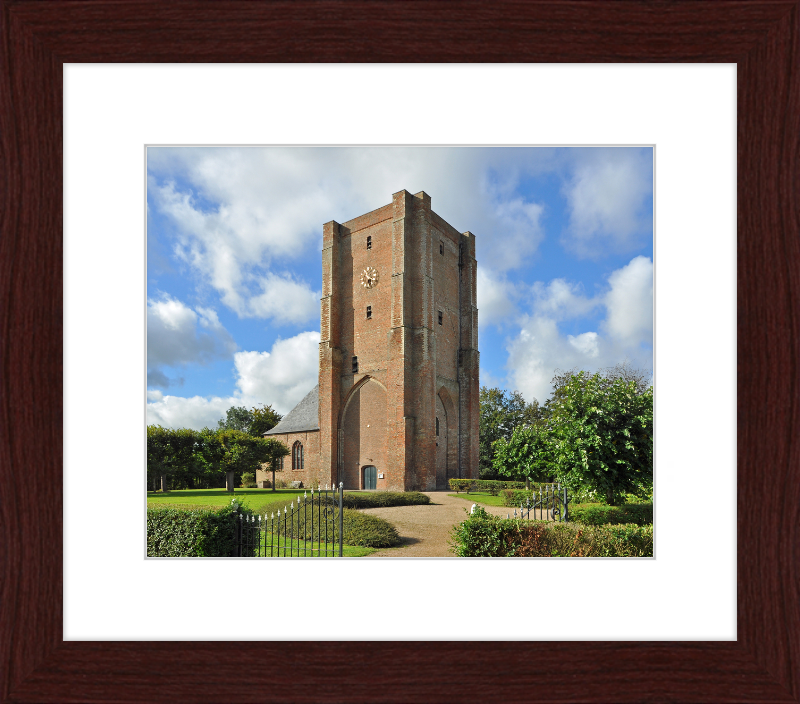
[146,147,653,430]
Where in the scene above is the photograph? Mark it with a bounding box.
[146,146,654,558]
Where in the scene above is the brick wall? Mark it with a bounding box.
[314,190,478,491]
[256,430,323,488]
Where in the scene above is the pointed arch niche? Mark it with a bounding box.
[340,377,388,490]
[436,386,458,490]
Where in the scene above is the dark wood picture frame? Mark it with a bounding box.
[2,2,798,702]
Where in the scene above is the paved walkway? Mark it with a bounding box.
[362,491,552,557]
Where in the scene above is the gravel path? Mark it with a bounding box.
[362,492,552,557]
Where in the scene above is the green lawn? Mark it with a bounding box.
[147,488,316,515]
[448,491,507,507]
[254,536,374,557]
[147,488,375,557]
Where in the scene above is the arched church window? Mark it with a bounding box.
[292,441,304,470]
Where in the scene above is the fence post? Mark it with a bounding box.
[563,486,569,522]
[235,513,242,557]
[338,482,344,557]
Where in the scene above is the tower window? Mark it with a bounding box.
[366,306,372,319]
[366,236,372,250]
[440,241,444,255]
[438,311,443,325]
[292,441,304,470]
[436,417,439,436]
[352,356,358,373]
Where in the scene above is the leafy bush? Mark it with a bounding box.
[267,502,401,548]
[341,491,431,509]
[568,486,604,504]
[569,502,653,526]
[450,512,653,557]
[240,472,257,488]
[147,501,254,557]
[341,510,401,547]
[448,478,527,494]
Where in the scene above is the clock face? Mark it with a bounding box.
[360,266,379,288]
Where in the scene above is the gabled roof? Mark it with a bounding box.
[263,385,319,435]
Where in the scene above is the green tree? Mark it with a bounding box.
[146,426,202,491]
[209,429,290,491]
[492,423,555,483]
[217,406,254,433]
[249,403,282,437]
[548,371,653,505]
[479,386,542,479]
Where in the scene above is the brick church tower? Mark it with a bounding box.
[265,190,478,491]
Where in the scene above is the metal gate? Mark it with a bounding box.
[513,483,570,522]
[233,483,344,557]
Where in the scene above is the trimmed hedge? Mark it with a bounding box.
[449,478,528,494]
[569,502,653,526]
[269,504,401,548]
[147,503,251,557]
[340,491,431,509]
[450,507,653,557]
[499,489,564,510]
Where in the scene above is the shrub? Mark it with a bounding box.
[147,500,254,557]
[448,478,527,494]
[341,491,431,509]
[450,512,653,557]
[568,486,604,504]
[569,502,653,526]
[341,510,401,548]
[501,489,531,507]
[240,472,257,488]
[268,502,401,548]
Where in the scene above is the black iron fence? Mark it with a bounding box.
[511,482,570,522]
[233,483,344,557]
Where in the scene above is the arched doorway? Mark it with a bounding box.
[362,465,377,490]
[341,377,387,490]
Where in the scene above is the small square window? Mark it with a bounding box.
[352,356,358,373]
[366,306,372,319]
[438,311,443,325]
[439,241,444,255]
[366,236,372,250]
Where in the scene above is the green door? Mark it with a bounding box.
[363,465,377,490]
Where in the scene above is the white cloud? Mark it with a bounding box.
[248,272,320,324]
[146,331,322,429]
[476,269,519,327]
[146,393,241,431]
[147,294,237,387]
[506,316,605,404]
[148,147,559,322]
[603,255,653,347]
[530,278,599,319]
[568,331,600,357]
[233,331,321,414]
[505,256,653,403]
[561,148,652,257]
[480,189,546,272]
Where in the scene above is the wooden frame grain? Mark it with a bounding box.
[1,1,798,702]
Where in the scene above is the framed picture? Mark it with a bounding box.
[3,2,798,701]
